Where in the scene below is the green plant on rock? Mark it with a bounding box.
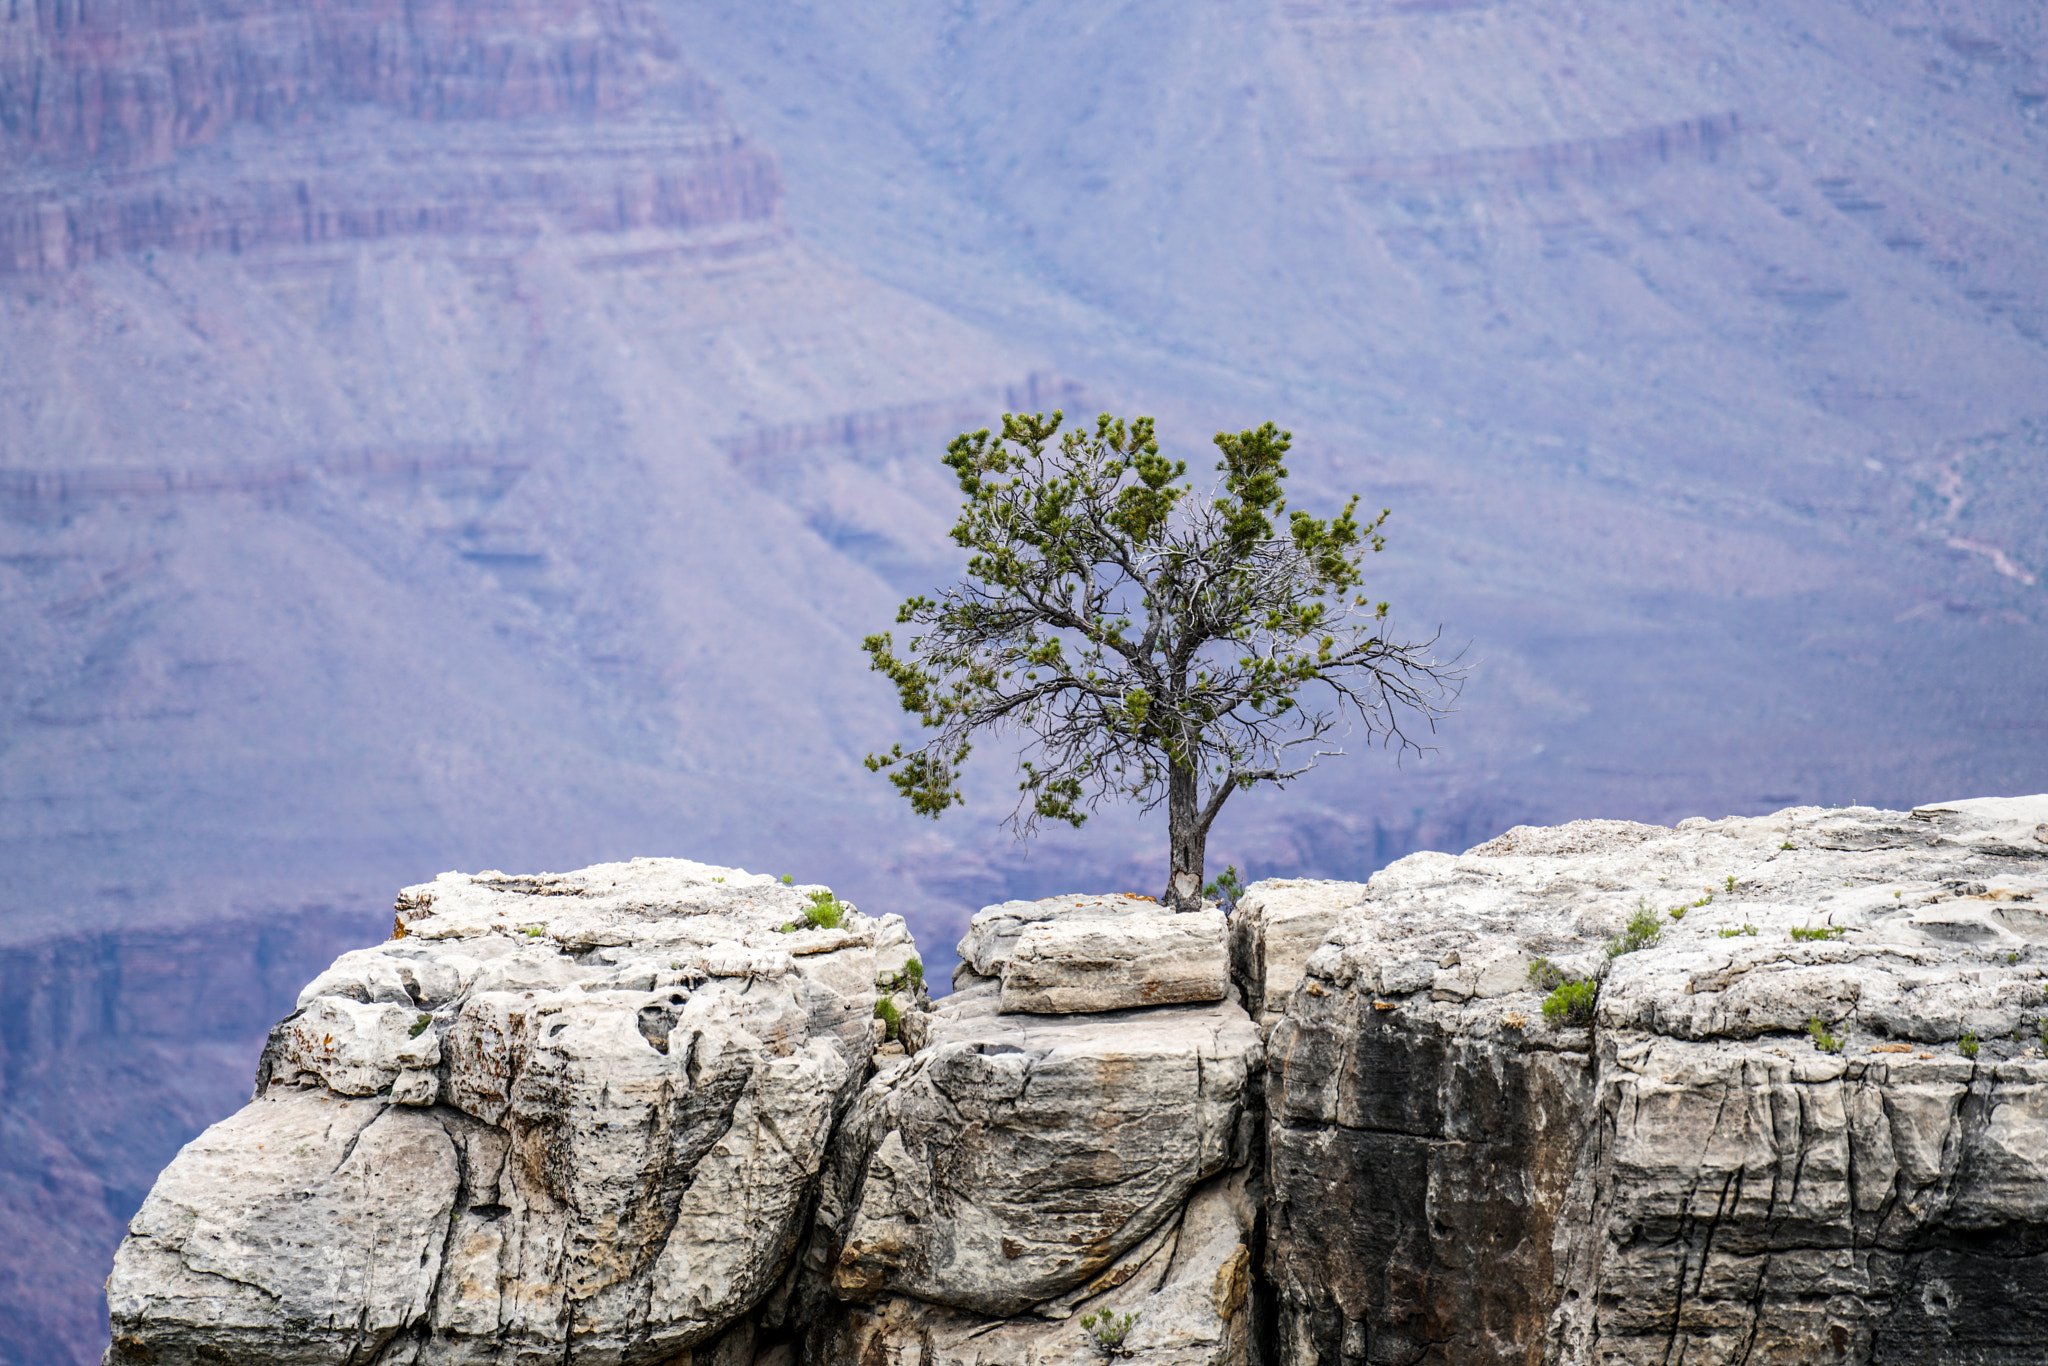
[1725,876,1737,893]
[408,1013,433,1040]
[1527,957,1569,992]
[1204,863,1245,908]
[1606,906,1662,958]
[1959,1033,1980,1060]
[1790,926,1846,942]
[1718,924,1759,938]
[1542,977,1599,1027]
[1079,1308,1138,1360]
[877,957,925,994]
[1806,1017,1843,1054]
[873,995,903,1042]
[782,888,849,933]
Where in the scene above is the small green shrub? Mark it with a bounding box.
[1527,957,1569,992]
[1959,1033,1980,1060]
[523,925,546,938]
[408,1013,433,1039]
[1203,864,1245,906]
[1079,1308,1138,1359]
[1718,924,1759,938]
[1780,841,1796,851]
[2009,952,2021,965]
[877,957,926,994]
[1806,1017,1843,1054]
[784,889,849,932]
[1790,926,1846,942]
[873,995,902,1041]
[780,874,794,885]
[1543,977,1599,1027]
[1725,875,1737,893]
[1606,906,1662,959]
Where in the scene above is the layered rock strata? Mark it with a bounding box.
[0,0,779,274]
[1257,796,2048,1365]
[103,859,919,1366]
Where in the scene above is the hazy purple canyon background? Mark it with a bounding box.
[3,0,2045,1360]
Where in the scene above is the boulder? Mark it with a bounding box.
[1001,909,1229,1014]
[104,858,913,1366]
[956,892,1166,979]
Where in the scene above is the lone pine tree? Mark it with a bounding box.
[864,411,1458,911]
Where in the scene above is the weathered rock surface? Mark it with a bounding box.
[1256,796,2048,1365]
[800,894,1266,1365]
[810,1167,1263,1366]
[103,796,2048,1366]
[817,973,1261,1317]
[104,859,913,1366]
[1002,908,1231,1015]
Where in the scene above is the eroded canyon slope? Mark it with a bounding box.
[9,2,2048,1362]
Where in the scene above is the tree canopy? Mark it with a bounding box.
[864,410,1459,909]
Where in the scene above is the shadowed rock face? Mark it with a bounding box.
[1258,796,2048,1365]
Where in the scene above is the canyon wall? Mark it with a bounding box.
[100,795,2048,1365]
[0,0,778,272]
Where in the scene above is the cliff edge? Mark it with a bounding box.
[102,796,2048,1364]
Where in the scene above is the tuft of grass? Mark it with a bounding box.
[1959,1033,1980,1060]
[1718,924,1759,938]
[1543,977,1599,1027]
[2009,952,2021,965]
[1527,957,1569,992]
[1079,1309,1138,1359]
[1607,905,1663,959]
[783,889,849,932]
[1806,1017,1843,1054]
[408,1013,433,1039]
[1780,841,1796,851]
[1725,876,1737,893]
[1790,926,1847,942]
[873,995,902,1041]
[780,874,794,885]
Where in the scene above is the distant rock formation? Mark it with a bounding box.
[0,0,778,273]
[102,796,2048,1363]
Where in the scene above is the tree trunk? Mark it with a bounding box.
[1163,760,1206,911]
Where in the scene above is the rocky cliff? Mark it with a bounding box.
[101,795,2048,1364]
[0,0,777,273]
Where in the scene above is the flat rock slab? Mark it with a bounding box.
[1001,909,1229,1014]
[820,980,1262,1317]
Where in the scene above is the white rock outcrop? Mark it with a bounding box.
[104,796,2048,1366]
[1256,796,2048,1365]
[104,859,916,1366]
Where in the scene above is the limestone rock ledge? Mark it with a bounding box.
[1261,796,2048,1365]
[103,858,916,1366]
